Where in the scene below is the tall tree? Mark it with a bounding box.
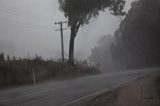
[112,0,160,69]
[58,0,125,65]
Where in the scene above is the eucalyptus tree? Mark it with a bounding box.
[112,0,160,69]
[58,0,126,65]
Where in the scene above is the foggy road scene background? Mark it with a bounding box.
[0,0,133,60]
[0,0,160,105]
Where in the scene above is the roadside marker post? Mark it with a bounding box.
[32,67,36,86]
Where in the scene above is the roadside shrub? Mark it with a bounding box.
[0,56,100,89]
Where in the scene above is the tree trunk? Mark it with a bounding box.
[68,28,76,65]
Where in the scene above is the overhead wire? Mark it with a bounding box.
[0,4,51,30]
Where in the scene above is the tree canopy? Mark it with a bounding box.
[58,0,125,28]
[112,0,160,68]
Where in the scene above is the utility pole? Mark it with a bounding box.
[55,21,67,63]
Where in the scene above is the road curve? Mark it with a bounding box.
[0,68,158,106]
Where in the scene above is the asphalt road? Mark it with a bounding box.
[0,68,158,106]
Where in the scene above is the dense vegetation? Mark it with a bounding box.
[112,0,160,69]
[0,53,99,89]
[90,0,160,71]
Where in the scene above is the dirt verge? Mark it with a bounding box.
[68,72,160,106]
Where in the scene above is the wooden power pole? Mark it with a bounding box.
[55,21,67,63]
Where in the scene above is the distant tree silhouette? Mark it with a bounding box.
[0,53,4,62]
[89,35,117,71]
[58,0,126,65]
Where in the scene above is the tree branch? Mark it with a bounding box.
[75,22,81,33]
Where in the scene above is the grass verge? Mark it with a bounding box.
[0,56,100,89]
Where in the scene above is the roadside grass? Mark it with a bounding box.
[0,56,100,89]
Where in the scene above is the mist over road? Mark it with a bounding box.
[0,68,158,106]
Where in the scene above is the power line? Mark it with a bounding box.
[0,5,47,24]
[0,16,51,30]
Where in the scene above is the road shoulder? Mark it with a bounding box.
[67,72,160,106]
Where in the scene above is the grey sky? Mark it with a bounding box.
[0,0,134,60]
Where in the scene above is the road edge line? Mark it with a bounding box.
[61,75,142,106]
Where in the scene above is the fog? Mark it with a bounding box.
[0,0,134,60]
[90,0,160,71]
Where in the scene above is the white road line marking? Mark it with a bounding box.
[61,75,142,106]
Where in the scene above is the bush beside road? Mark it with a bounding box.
[0,56,99,89]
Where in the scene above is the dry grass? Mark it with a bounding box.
[0,56,100,89]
